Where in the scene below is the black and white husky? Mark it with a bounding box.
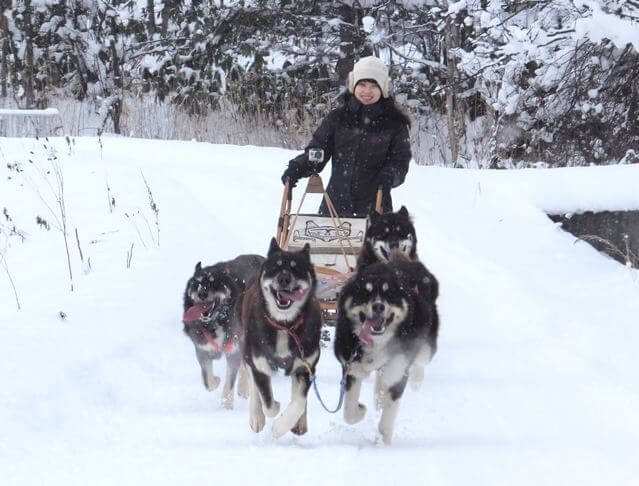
[182,254,264,408]
[357,206,418,269]
[357,205,435,391]
[334,259,439,444]
[237,238,322,438]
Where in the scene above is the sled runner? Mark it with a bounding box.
[277,170,382,324]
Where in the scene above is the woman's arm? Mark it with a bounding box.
[285,111,337,178]
[382,124,412,188]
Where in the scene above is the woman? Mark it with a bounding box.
[281,56,412,217]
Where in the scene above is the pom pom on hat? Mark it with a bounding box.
[348,56,390,98]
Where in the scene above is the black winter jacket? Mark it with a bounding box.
[287,93,411,216]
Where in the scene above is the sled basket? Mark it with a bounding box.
[276,175,381,324]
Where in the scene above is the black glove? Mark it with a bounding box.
[281,164,302,187]
[377,166,394,192]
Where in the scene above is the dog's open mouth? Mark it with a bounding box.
[183,301,215,323]
[358,313,388,346]
[271,286,309,310]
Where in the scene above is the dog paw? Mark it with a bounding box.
[264,400,280,418]
[249,412,265,433]
[408,366,424,391]
[291,420,308,436]
[378,425,394,445]
[237,382,249,399]
[221,392,234,410]
[271,416,289,439]
[344,403,367,425]
[205,375,221,391]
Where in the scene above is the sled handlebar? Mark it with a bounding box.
[375,186,383,214]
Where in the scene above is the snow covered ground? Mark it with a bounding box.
[1,136,638,486]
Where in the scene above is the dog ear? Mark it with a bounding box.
[398,206,409,218]
[368,208,380,223]
[268,237,280,256]
[300,243,311,260]
[195,261,202,272]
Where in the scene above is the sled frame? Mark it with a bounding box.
[277,174,382,324]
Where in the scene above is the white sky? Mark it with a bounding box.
[1,136,638,485]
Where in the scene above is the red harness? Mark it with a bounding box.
[201,329,236,354]
[264,314,305,356]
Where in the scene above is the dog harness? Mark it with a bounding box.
[263,312,349,414]
[263,314,305,356]
[201,329,237,354]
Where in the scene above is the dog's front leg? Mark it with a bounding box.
[236,363,249,399]
[408,344,433,391]
[272,366,311,439]
[251,367,280,418]
[374,369,385,411]
[248,368,265,433]
[378,358,409,445]
[196,348,220,391]
[291,403,308,436]
[343,373,367,425]
[221,352,242,409]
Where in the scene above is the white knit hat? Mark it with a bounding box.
[348,56,390,98]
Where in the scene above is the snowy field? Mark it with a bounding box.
[1,136,638,486]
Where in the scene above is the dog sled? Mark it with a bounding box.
[277,168,382,324]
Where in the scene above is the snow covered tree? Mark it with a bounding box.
[454,0,639,166]
[1,0,636,166]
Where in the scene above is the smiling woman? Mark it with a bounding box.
[281,56,412,217]
[354,80,382,105]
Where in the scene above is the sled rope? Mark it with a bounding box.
[308,358,350,414]
[310,373,346,414]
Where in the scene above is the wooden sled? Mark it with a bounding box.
[277,174,382,324]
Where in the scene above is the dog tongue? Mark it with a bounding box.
[359,317,384,347]
[278,287,309,302]
[359,323,374,346]
[183,302,213,323]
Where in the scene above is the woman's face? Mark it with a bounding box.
[354,80,382,105]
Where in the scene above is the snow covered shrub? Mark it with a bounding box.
[455,0,639,166]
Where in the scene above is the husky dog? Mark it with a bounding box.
[357,205,436,390]
[182,254,264,408]
[237,238,322,438]
[357,206,418,269]
[334,259,439,444]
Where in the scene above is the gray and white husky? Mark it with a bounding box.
[182,254,264,408]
